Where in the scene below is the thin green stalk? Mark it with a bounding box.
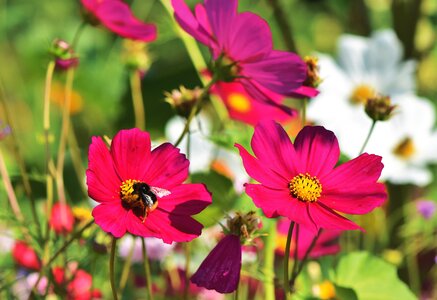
[174,77,217,147]
[130,70,146,130]
[141,238,154,300]
[266,0,297,53]
[301,98,307,128]
[110,237,119,300]
[291,224,299,280]
[119,239,136,293]
[183,242,191,300]
[283,221,295,295]
[43,61,56,167]
[71,21,86,50]
[358,120,376,155]
[263,219,277,300]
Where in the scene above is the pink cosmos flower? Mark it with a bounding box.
[50,202,75,235]
[191,234,242,293]
[53,267,102,300]
[235,120,387,232]
[81,0,157,42]
[171,0,309,114]
[276,219,341,259]
[86,128,212,243]
[211,80,293,126]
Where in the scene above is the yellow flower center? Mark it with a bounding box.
[393,137,416,159]
[227,93,251,113]
[350,84,376,105]
[119,179,158,222]
[289,173,322,203]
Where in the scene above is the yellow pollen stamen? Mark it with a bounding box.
[289,173,322,203]
[350,84,376,105]
[120,179,140,202]
[227,93,251,113]
[393,137,416,159]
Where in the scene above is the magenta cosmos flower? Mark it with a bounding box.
[172,0,309,114]
[81,0,157,42]
[235,120,387,232]
[86,128,212,243]
[191,234,242,293]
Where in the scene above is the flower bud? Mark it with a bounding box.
[164,86,203,118]
[122,40,151,74]
[226,211,261,244]
[49,39,79,70]
[365,94,396,121]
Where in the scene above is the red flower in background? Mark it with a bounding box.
[86,128,212,243]
[50,202,75,235]
[81,0,157,42]
[236,120,387,232]
[12,241,41,270]
[53,267,102,300]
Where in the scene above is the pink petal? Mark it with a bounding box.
[191,234,241,293]
[204,0,238,49]
[158,183,212,215]
[235,144,289,189]
[292,224,341,259]
[92,203,129,238]
[245,184,315,230]
[309,203,362,232]
[172,0,215,47]
[289,85,320,99]
[144,209,205,243]
[86,136,121,203]
[110,128,151,181]
[293,126,340,176]
[251,120,299,179]
[241,50,307,95]
[227,12,272,62]
[143,143,189,189]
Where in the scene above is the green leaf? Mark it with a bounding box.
[331,251,417,300]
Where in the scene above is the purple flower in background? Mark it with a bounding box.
[416,200,436,220]
[0,121,11,140]
[172,0,311,114]
[191,234,242,293]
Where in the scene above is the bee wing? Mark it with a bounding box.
[150,187,171,198]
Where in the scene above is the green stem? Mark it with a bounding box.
[266,0,297,53]
[291,224,299,280]
[174,77,217,147]
[283,221,295,295]
[130,70,146,130]
[119,238,136,293]
[71,21,86,50]
[263,219,277,300]
[359,120,376,155]
[142,238,154,300]
[301,98,307,128]
[110,237,119,300]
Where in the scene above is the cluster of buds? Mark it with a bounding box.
[303,56,322,88]
[49,39,79,70]
[164,86,203,118]
[225,211,261,244]
[365,94,396,122]
[121,40,151,75]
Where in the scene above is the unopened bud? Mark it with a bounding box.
[226,211,261,244]
[164,86,203,118]
[365,95,396,121]
[303,56,321,88]
[122,40,151,74]
[49,39,79,70]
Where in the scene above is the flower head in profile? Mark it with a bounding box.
[172,0,313,114]
[276,219,341,259]
[50,202,75,235]
[236,120,387,232]
[81,0,157,42]
[86,128,212,243]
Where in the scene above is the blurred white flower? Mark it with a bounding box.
[307,29,437,186]
[118,235,175,262]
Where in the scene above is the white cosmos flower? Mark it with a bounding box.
[308,29,437,186]
[165,114,249,192]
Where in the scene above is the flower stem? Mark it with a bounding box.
[291,224,300,279]
[110,237,119,300]
[359,120,376,155]
[130,70,146,130]
[141,238,154,300]
[289,229,321,289]
[71,21,86,50]
[183,242,191,300]
[263,219,277,300]
[301,98,307,128]
[174,77,217,147]
[43,61,56,167]
[283,221,295,295]
[119,239,136,293]
[266,0,298,53]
